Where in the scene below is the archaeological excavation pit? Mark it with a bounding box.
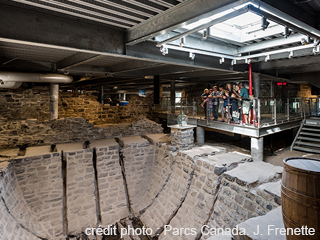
[2,0,320,239]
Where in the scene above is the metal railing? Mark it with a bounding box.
[206,97,311,128]
[154,97,319,128]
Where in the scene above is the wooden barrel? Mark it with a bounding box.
[282,157,320,240]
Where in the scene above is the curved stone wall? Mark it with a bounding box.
[0,137,283,240]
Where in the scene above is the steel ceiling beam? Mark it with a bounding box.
[255,0,317,30]
[154,31,239,55]
[155,6,249,47]
[0,4,125,54]
[238,33,304,53]
[57,53,103,70]
[126,0,244,45]
[258,55,320,70]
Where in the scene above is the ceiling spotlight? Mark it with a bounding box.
[314,39,320,47]
[301,38,307,45]
[180,37,186,47]
[189,52,195,60]
[160,45,168,55]
[202,27,210,40]
[284,27,291,38]
[307,36,311,44]
[261,17,270,31]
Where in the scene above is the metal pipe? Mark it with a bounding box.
[0,72,73,89]
[50,83,59,120]
[0,81,22,89]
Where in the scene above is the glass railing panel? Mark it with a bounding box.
[167,105,197,127]
[289,98,303,119]
[259,98,276,126]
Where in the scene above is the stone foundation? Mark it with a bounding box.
[170,125,195,150]
[0,137,285,240]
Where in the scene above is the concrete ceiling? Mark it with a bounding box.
[0,0,320,91]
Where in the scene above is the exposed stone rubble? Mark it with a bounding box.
[0,117,163,149]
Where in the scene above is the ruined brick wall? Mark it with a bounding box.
[0,117,163,149]
[0,86,153,124]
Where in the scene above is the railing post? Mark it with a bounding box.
[287,98,290,121]
[226,98,229,124]
[253,99,256,128]
[258,99,261,128]
[274,98,277,125]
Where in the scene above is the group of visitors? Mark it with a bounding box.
[201,82,251,125]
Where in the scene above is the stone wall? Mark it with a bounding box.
[203,162,282,239]
[94,139,129,227]
[0,117,163,149]
[0,138,285,240]
[140,150,196,237]
[142,143,176,209]
[119,136,155,214]
[0,162,49,239]
[60,93,154,124]
[0,86,153,124]
[65,149,97,235]
[13,153,64,239]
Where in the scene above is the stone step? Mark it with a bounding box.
[233,207,286,240]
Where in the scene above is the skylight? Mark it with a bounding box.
[184,11,282,43]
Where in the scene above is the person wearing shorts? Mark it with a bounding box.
[239,82,250,125]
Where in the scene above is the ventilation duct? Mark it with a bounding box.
[0,72,73,89]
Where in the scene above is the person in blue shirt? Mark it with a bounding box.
[239,82,251,125]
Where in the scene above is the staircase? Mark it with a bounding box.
[291,118,320,154]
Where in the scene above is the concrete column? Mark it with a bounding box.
[50,83,59,120]
[154,75,160,104]
[234,133,241,141]
[251,137,263,161]
[196,126,205,144]
[252,72,261,97]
